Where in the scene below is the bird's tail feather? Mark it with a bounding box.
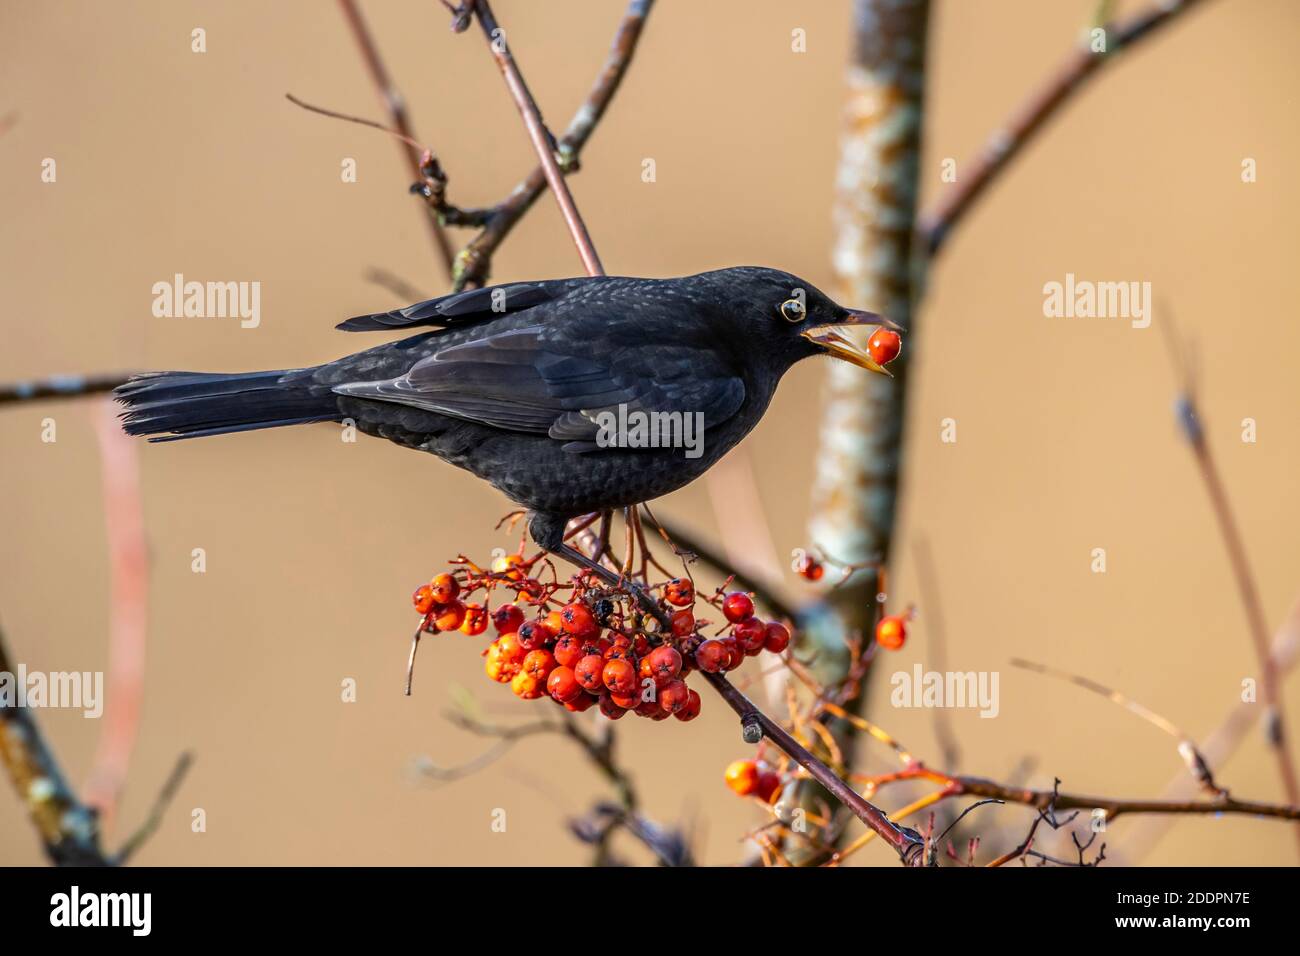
[115,369,337,441]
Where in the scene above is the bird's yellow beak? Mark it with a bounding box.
[801,309,901,376]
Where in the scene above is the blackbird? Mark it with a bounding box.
[117,266,895,552]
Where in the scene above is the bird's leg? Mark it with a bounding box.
[594,510,613,565]
[620,507,636,579]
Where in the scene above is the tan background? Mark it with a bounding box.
[2,0,1298,866]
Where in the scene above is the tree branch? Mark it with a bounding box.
[918,0,1211,258]
[336,0,456,276]
[468,0,607,278]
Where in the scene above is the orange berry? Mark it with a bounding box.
[429,572,460,604]
[492,553,527,581]
[867,328,902,367]
[659,679,690,715]
[559,602,599,640]
[602,658,637,696]
[511,670,544,700]
[522,649,556,682]
[433,600,467,632]
[875,615,907,650]
[664,578,694,607]
[546,666,582,702]
[724,759,760,797]
[412,584,437,615]
[460,603,488,636]
[492,604,525,635]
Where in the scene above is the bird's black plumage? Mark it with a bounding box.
[117,266,890,548]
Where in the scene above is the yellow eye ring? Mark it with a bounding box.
[780,298,805,322]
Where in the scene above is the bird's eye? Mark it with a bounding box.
[780,298,806,322]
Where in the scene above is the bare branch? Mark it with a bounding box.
[918,0,1212,257]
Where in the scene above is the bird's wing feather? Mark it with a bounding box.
[331,325,745,450]
[337,279,582,332]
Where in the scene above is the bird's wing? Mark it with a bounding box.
[337,279,584,332]
[331,325,746,450]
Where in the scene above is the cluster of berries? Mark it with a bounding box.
[411,552,794,722]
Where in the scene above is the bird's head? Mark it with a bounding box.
[698,267,902,376]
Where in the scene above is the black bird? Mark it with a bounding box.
[116,266,895,554]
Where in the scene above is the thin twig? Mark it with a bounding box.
[470,0,604,278]
[336,0,455,276]
[449,0,653,289]
[113,752,194,864]
[918,0,1211,257]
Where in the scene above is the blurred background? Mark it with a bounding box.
[1,0,1298,866]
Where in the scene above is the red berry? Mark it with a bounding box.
[553,634,586,668]
[659,679,690,715]
[459,603,489,636]
[433,600,467,632]
[875,615,907,651]
[603,643,636,663]
[763,621,791,654]
[724,759,760,796]
[564,692,596,712]
[674,689,702,722]
[867,327,902,367]
[794,553,824,582]
[412,584,437,615]
[575,654,605,693]
[522,649,556,682]
[602,658,637,696]
[492,604,525,635]
[669,609,695,637]
[722,592,755,623]
[545,610,565,635]
[695,639,729,674]
[647,645,682,684]
[598,693,628,720]
[755,770,782,803]
[734,618,767,655]
[664,578,694,607]
[721,637,745,671]
[610,691,640,710]
[516,620,552,652]
[429,572,460,605]
[546,666,582,703]
[559,602,599,640]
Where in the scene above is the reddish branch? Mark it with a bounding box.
[470,0,605,278]
[918,0,1211,258]
[447,0,652,289]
